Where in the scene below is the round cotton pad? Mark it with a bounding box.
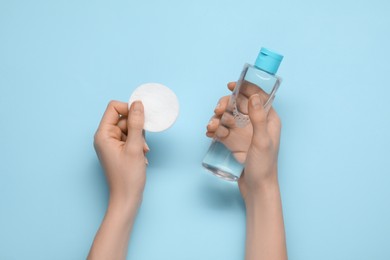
[128,83,179,132]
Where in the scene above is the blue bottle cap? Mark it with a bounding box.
[254,47,284,75]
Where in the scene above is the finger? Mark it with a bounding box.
[214,96,230,116]
[215,125,230,139]
[220,111,236,129]
[233,151,246,164]
[206,131,215,138]
[227,82,236,91]
[125,101,145,153]
[207,116,220,133]
[143,142,150,154]
[117,117,128,134]
[142,131,149,153]
[99,101,129,128]
[96,124,123,142]
[248,94,268,138]
[229,81,271,102]
[121,132,127,142]
[241,82,269,99]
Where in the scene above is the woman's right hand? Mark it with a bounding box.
[206,82,286,260]
[206,82,282,201]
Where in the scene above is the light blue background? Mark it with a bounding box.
[1,0,389,259]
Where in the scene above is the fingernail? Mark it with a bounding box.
[215,102,221,110]
[251,94,262,109]
[208,118,214,126]
[133,101,143,112]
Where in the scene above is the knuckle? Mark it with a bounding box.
[221,113,234,127]
[93,131,103,147]
[221,95,230,105]
[215,126,229,139]
[215,96,229,112]
[93,130,101,141]
[107,100,119,109]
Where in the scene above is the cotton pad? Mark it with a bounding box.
[128,83,179,132]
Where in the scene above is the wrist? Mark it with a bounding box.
[109,184,144,206]
[243,176,280,208]
[108,193,142,220]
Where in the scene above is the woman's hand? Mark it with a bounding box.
[89,100,149,260]
[94,100,149,205]
[206,82,281,199]
[206,82,286,260]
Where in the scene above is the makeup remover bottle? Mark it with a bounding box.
[202,47,283,181]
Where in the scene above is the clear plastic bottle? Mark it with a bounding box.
[202,47,283,181]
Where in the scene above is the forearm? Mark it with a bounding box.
[88,196,140,260]
[244,177,287,260]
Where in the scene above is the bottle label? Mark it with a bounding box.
[245,66,278,94]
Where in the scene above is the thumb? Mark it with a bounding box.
[248,94,268,140]
[125,101,145,153]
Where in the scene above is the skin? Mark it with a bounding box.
[207,82,287,260]
[89,82,287,260]
[88,100,148,260]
